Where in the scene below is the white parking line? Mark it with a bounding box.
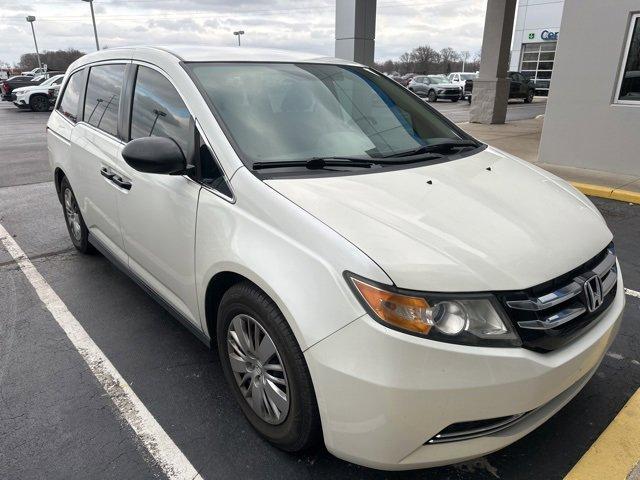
[0,223,202,480]
[626,288,640,299]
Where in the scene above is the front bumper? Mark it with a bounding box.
[305,270,624,470]
[13,97,28,109]
[436,91,461,100]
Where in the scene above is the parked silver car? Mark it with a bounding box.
[407,75,462,102]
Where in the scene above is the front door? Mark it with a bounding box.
[115,65,201,328]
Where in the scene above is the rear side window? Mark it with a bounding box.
[84,64,125,137]
[57,71,84,122]
[130,66,192,156]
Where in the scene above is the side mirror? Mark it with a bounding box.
[121,136,186,175]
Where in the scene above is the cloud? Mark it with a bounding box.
[0,0,486,65]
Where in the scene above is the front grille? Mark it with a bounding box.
[443,88,459,94]
[497,244,617,352]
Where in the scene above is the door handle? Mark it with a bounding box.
[111,175,132,190]
[100,167,114,179]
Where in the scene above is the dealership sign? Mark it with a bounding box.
[524,29,559,43]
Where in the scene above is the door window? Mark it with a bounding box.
[57,70,84,122]
[130,66,192,157]
[198,136,232,198]
[84,64,125,136]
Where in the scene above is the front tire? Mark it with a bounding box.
[60,177,95,254]
[427,90,437,102]
[451,97,459,103]
[29,94,49,112]
[217,282,321,452]
[524,89,534,103]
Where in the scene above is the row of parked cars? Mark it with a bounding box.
[1,70,64,112]
[388,71,538,104]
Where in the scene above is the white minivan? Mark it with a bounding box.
[47,46,624,471]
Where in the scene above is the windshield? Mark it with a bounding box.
[41,76,59,87]
[428,77,447,84]
[188,62,469,166]
[460,73,476,81]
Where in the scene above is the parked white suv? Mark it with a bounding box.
[47,46,624,471]
[13,74,64,111]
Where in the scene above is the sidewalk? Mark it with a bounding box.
[459,117,640,204]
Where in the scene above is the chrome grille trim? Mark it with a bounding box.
[506,282,582,311]
[517,306,586,330]
[506,249,616,313]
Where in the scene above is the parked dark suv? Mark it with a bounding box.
[1,75,47,101]
[465,71,536,104]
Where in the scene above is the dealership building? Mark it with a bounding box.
[510,0,564,95]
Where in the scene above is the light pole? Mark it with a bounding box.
[82,0,100,51]
[461,51,470,72]
[25,16,42,71]
[233,30,244,46]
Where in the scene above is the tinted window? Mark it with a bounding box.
[619,16,640,102]
[57,70,84,123]
[84,64,125,136]
[130,66,191,156]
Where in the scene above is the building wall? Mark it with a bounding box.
[539,0,640,176]
[511,0,564,71]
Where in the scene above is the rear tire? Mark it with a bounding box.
[60,177,95,254]
[29,94,49,112]
[217,282,321,452]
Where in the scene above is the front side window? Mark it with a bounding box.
[618,14,640,102]
[188,62,468,169]
[84,64,125,136]
[57,70,84,123]
[130,66,192,156]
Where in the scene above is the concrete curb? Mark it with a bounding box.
[571,182,640,205]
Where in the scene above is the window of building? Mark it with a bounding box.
[616,14,640,103]
[57,70,84,123]
[520,42,557,95]
[84,64,125,136]
[130,66,192,157]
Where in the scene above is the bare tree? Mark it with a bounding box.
[18,49,85,71]
[410,45,440,74]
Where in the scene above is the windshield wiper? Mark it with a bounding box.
[252,157,375,170]
[383,140,480,158]
[252,153,446,171]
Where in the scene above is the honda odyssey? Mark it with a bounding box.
[47,46,624,470]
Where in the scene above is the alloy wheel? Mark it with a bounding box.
[64,188,82,241]
[227,313,290,425]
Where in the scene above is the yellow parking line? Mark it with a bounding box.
[570,182,640,205]
[564,388,640,480]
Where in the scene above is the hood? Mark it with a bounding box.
[433,82,459,89]
[12,85,37,93]
[266,147,612,292]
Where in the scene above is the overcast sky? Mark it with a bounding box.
[0,0,487,66]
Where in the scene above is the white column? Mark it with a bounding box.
[470,0,517,124]
[335,0,377,66]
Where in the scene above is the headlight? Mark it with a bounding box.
[437,89,445,94]
[346,274,521,347]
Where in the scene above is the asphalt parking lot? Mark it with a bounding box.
[0,100,638,480]
[428,96,547,123]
